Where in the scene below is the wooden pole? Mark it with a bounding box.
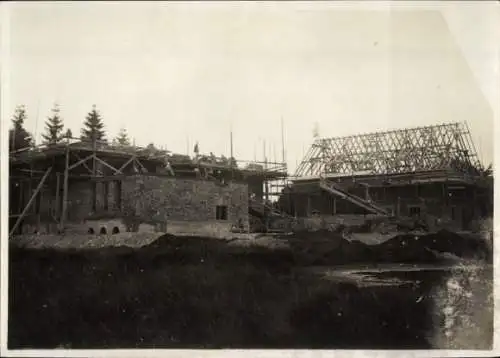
[281,117,286,165]
[59,145,70,232]
[264,140,269,201]
[92,135,96,176]
[9,167,52,237]
[230,129,234,179]
[68,154,94,171]
[55,173,60,218]
[18,180,23,215]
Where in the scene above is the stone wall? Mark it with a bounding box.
[66,181,94,222]
[121,175,249,228]
[19,175,249,234]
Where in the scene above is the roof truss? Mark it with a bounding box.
[294,122,481,177]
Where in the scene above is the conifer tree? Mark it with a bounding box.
[80,105,106,144]
[65,128,73,140]
[113,127,131,146]
[42,103,65,145]
[9,105,33,151]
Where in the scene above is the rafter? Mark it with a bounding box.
[295,122,481,177]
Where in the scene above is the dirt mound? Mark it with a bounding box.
[378,230,492,262]
[285,229,491,266]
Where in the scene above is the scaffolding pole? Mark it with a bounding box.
[230,130,234,180]
[59,145,70,232]
[55,173,60,218]
[9,167,52,237]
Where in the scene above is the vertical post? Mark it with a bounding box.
[92,135,97,176]
[36,187,41,232]
[281,117,285,165]
[27,179,32,214]
[230,129,234,179]
[92,135,97,212]
[333,197,337,215]
[60,145,70,231]
[104,181,109,211]
[55,173,60,218]
[18,180,24,215]
[264,140,269,202]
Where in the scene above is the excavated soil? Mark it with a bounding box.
[286,229,492,265]
[8,230,493,349]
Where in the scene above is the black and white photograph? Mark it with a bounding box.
[1,1,497,356]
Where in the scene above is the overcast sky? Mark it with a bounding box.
[2,1,498,171]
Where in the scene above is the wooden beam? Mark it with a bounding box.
[9,167,52,237]
[72,152,97,174]
[68,153,94,171]
[134,158,148,173]
[59,146,70,232]
[55,173,60,218]
[115,155,136,175]
[94,155,122,174]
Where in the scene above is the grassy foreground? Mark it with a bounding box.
[8,233,493,349]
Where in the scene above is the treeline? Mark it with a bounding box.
[8,104,141,152]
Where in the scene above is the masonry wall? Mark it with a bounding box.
[121,175,249,226]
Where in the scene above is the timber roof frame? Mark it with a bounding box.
[294,121,483,178]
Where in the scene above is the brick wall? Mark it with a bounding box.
[121,175,249,226]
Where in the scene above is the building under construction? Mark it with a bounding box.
[279,122,492,231]
[8,121,493,236]
[9,138,287,236]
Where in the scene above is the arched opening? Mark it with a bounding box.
[112,227,120,234]
[100,227,107,235]
[88,228,95,234]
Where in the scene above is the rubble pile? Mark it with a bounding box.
[285,229,492,266]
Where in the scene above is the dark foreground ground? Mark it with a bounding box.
[8,231,493,349]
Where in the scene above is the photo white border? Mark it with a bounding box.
[1,1,499,357]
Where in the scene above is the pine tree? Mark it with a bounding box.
[113,127,131,146]
[9,105,33,151]
[80,105,106,144]
[65,128,73,140]
[42,103,65,145]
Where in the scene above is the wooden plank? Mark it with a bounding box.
[115,155,136,174]
[94,155,122,174]
[9,167,52,237]
[70,153,95,173]
[134,158,148,173]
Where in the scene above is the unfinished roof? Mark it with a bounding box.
[294,122,482,178]
[9,138,287,180]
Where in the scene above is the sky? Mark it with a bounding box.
[2,1,498,172]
